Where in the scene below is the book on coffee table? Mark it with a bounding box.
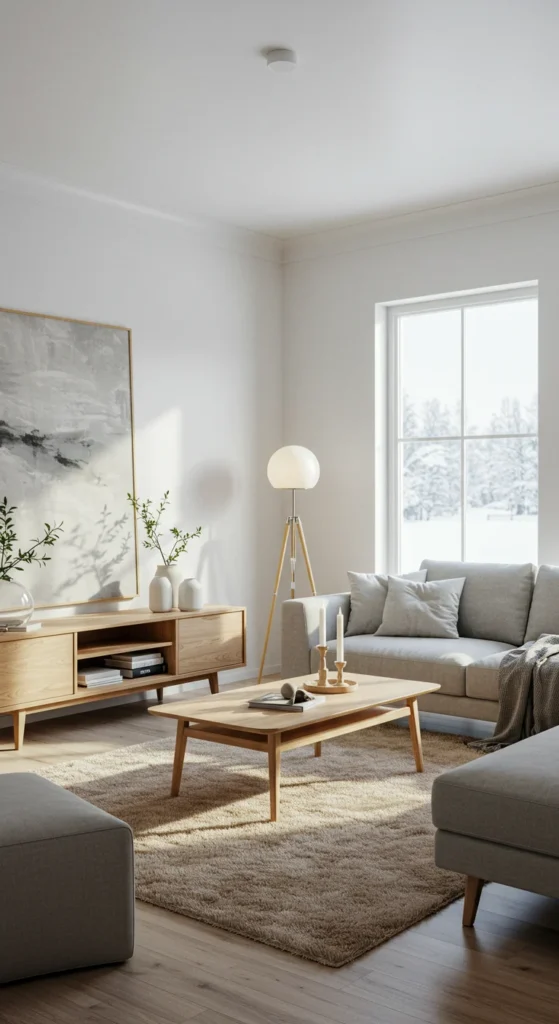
[247,692,325,712]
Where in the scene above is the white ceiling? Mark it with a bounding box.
[1,0,559,238]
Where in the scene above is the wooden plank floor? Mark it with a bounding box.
[1,687,558,1024]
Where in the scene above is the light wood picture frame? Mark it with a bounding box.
[0,306,139,607]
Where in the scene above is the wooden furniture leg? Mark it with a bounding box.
[257,520,291,684]
[13,711,26,751]
[296,518,317,595]
[208,672,219,695]
[407,697,424,772]
[171,720,188,797]
[314,741,322,757]
[463,876,483,926]
[268,734,281,822]
[156,687,164,703]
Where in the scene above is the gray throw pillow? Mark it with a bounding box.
[376,576,466,639]
[346,570,427,636]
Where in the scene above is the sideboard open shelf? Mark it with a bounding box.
[0,606,246,750]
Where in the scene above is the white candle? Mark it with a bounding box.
[319,604,326,648]
[337,606,344,662]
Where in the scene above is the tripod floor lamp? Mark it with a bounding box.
[257,445,320,684]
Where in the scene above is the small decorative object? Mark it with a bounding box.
[0,497,63,625]
[149,569,172,613]
[178,577,203,612]
[258,445,320,684]
[0,308,137,607]
[128,491,202,610]
[316,644,329,686]
[280,682,313,705]
[335,660,347,686]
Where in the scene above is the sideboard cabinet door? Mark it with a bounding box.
[0,634,74,710]
[178,612,244,676]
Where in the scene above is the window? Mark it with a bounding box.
[388,288,538,572]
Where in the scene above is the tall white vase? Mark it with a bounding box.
[149,569,172,613]
[178,577,203,612]
[161,564,183,610]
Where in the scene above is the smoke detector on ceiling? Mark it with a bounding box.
[266,48,297,73]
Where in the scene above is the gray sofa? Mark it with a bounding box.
[432,726,559,924]
[0,773,134,984]
[282,559,559,722]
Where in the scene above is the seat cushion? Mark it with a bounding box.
[525,565,559,641]
[0,772,129,847]
[421,559,535,645]
[465,649,513,701]
[432,727,559,859]
[311,636,513,697]
[346,570,426,636]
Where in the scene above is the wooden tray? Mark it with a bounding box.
[305,680,358,695]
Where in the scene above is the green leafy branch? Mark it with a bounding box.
[127,490,202,565]
[0,497,64,582]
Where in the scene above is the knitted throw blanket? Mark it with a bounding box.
[471,633,559,751]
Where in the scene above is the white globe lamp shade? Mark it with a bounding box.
[267,446,320,490]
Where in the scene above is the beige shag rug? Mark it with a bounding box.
[40,726,479,966]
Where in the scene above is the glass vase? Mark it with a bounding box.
[0,580,34,628]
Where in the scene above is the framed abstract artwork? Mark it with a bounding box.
[0,307,138,607]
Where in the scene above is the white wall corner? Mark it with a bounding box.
[0,161,283,264]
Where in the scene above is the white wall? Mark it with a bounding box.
[0,169,284,679]
[283,188,559,594]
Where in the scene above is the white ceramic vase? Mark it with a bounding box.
[161,564,183,610]
[149,568,172,613]
[0,579,34,626]
[178,577,203,612]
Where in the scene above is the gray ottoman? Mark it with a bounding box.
[432,727,559,926]
[0,773,134,984]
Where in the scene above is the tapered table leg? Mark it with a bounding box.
[156,687,164,704]
[208,672,219,694]
[407,698,424,772]
[314,742,322,757]
[463,876,483,926]
[268,734,281,822]
[171,720,188,797]
[13,711,26,751]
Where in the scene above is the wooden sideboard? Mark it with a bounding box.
[0,606,246,751]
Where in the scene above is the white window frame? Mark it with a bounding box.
[386,285,538,573]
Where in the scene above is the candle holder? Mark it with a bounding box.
[335,660,347,686]
[315,645,329,686]
[305,650,358,695]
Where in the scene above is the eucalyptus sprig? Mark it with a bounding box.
[127,490,202,565]
[0,497,64,582]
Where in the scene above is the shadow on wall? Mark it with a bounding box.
[181,460,237,605]
[52,505,134,605]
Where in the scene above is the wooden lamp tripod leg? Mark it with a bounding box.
[296,517,317,596]
[257,520,290,684]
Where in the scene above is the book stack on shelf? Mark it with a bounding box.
[104,650,167,679]
[78,664,123,689]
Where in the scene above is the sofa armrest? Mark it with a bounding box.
[281,593,351,679]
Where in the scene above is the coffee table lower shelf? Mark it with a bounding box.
[159,698,424,822]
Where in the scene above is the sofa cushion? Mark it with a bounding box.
[432,727,559,859]
[525,565,559,641]
[376,576,465,639]
[466,649,513,701]
[421,559,535,645]
[311,636,512,697]
[346,570,426,636]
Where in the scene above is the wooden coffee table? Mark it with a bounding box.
[149,674,440,822]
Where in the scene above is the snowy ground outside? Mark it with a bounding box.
[400,507,537,571]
